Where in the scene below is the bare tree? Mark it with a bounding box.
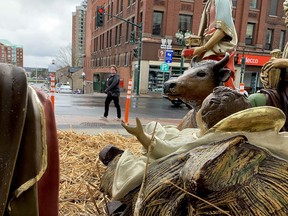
[55,45,72,68]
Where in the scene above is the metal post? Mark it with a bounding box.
[136,22,142,96]
[180,39,184,74]
[240,48,246,83]
[82,77,85,94]
[82,72,85,94]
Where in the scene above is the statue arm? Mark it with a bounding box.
[121,118,152,150]
[194,29,226,56]
[248,93,267,107]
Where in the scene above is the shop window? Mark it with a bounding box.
[152,11,163,36]
[178,14,192,33]
[245,23,255,45]
[269,0,278,16]
[148,66,170,93]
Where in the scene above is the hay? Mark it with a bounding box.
[58,130,140,215]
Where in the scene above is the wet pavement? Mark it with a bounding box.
[55,93,189,135]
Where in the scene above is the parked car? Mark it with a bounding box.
[56,83,70,93]
[59,85,73,94]
[55,83,62,93]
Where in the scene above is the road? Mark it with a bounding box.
[54,93,190,120]
[51,92,191,135]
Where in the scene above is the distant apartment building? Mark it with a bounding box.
[72,0,87,67]
[0,39,23,67]
[83,0,287,94]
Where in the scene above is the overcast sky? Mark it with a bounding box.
[0,0,82,68]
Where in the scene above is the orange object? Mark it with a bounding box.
[182,48,195,58]
[50,73,55,109]
[124,79,133,124]
[224,77,236,90]
[239,82,245,94]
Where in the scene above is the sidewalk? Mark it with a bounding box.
[56,114,182,136]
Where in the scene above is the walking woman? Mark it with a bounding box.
[100,65,121,120]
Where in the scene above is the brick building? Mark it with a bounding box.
[0,39,23,67]
[72,0,87,67]
[83,0,287,94]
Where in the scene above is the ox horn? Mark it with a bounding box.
[213,52,230,70]
[191,55,198,67]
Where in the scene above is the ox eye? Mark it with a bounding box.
[197,71,206,77]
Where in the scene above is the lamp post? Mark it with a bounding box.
[240,48,246,83]
[81,72,85,94]
[175,30,191,74]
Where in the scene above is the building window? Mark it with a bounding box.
[118,24,122,45]
[125,52,128,66]
[250,0,257,9]
[115,26,118,46]
[120,0,123,12]
[106,31,109,48]
[279,30,286,50]
[109,30,112,47]
[116,0,119,14]
[131,17,135,32]
[232,0,237,7]
[126,22,129,42]
[111,2,114,18]
[117,54,120,66]
[265,29,274,50]
[245,23,255,45]
[178,14,192,33]
[269,0,278,16]
[152,11,163,36]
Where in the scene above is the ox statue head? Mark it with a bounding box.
[163,53,231,109]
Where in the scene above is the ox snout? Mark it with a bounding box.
[163,81,177,95]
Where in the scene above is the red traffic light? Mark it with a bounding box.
[98,7,104,14]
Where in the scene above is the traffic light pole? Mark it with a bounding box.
[136,23,142,95]
[103,12,142,95]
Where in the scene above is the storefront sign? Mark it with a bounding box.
[237,54,271,67]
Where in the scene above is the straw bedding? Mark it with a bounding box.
[58,130,140,215]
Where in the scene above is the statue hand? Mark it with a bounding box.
[193,46,206,57]
[121,118,152,149]
[263,58,288,71]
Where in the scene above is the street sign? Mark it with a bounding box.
[165,50,173,63]
[158,49,165,60]
[166,39,172,49]
[161,39,167,49]
[160,62,169,72]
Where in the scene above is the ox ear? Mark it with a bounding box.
[218,68,231,82]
